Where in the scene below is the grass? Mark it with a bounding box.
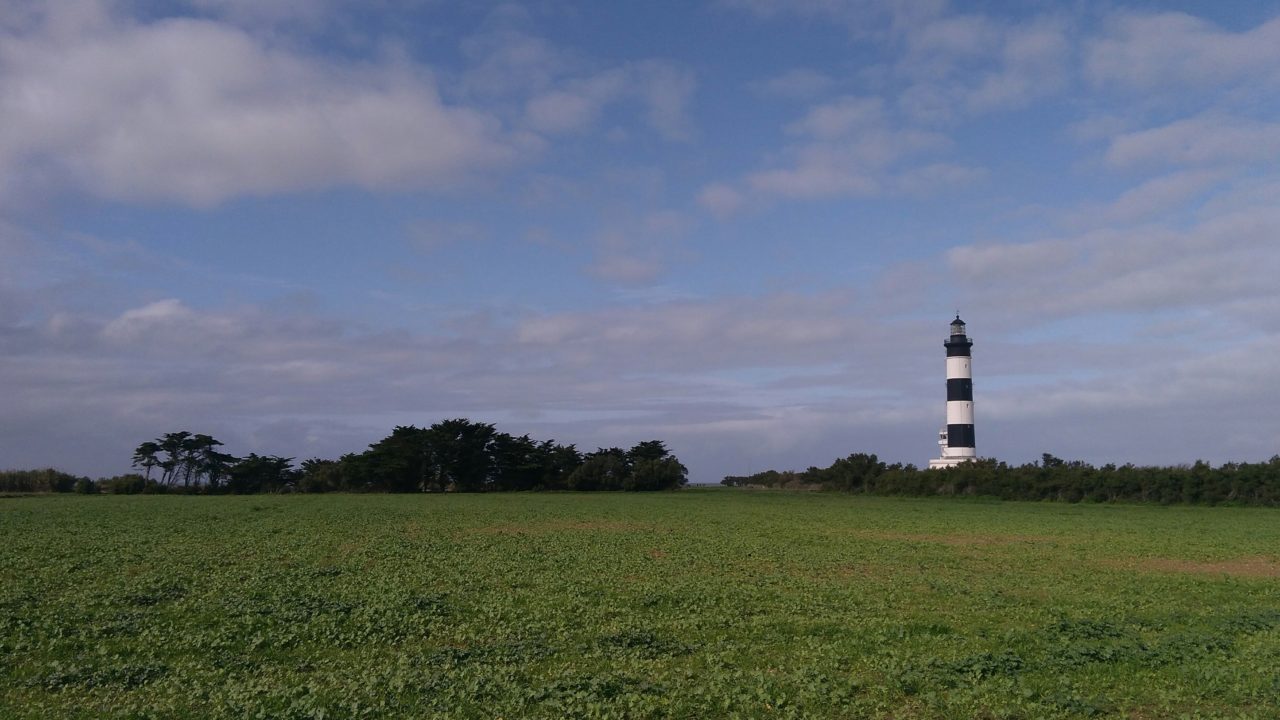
[2,490,1278,718]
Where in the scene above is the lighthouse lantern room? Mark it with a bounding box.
[929,315,977,469]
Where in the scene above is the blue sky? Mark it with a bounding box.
[3,0,1279,481]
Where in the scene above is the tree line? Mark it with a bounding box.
[1,419,687,494]
[722,452,1280,506]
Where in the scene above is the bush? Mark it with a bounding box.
[629,457,689,491]
[723,455,1280,506]
[0,469,83,493]
[101,474,148,494]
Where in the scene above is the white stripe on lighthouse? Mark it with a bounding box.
[946,401,973,425]
[946,357,971,378]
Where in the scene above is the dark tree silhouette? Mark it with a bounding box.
[125,421,687,494]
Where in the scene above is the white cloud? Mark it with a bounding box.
[785,96,883,138]
[1098,169,1225,224]
[965,20,1071,112]
[513,291,889,371]
[1031,169,1231,232]
[635,61,698,141]
[102,299,200,344]
[948,201,1280,321]
[740,96,949,200]
[522,60,696,140]
[974,332,1280,463]
[584,222,680,286]
[896,15,1072,120]
[1105,115,1280,169]
[1087,12,1280,91]
[747,156,881,198]
[727,1,1072,118]
[697,183,745,217]
[0,3,522,207]
[459,8,696,142]
[905,14,998,64]
[948,237,1076,282]
[525,90,603,134]
[460,4,567,99]
[753,68,835,100]
[699,9,1059,209]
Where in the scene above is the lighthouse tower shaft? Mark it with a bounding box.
[929,316,976,469]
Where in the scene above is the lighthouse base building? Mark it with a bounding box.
[929,315,977,470]
[929,432,975,469]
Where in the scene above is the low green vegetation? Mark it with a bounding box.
[725,452,1280,505]
[3,491,1278,718]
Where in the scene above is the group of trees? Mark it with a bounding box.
[8,419,686,495]
[293,421,687,493]
[723,452,1280,506]
[0,468,96,494]
[130,432,237,488]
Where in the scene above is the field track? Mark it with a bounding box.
[3,490,1278,718]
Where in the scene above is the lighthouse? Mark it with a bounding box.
[929,315,976,469]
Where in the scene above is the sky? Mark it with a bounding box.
[2,0,1279,482]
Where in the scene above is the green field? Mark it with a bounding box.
[2,491,1278,719]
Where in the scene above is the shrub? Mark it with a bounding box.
[101,474,148,494]
[0,468,83,493]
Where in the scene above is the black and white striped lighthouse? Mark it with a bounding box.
[929,315,976,469]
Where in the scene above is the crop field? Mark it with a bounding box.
[2,491,1279,719]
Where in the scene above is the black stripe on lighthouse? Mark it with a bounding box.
[947,424,976,448]
[946,378,973,401]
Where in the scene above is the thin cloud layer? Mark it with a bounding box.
[949,202,1280,318]
[709,95,969,203]
[523,60,697,140]
[1105,115,1280,169]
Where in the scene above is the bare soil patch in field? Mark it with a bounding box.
[1121,556,1280,578]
